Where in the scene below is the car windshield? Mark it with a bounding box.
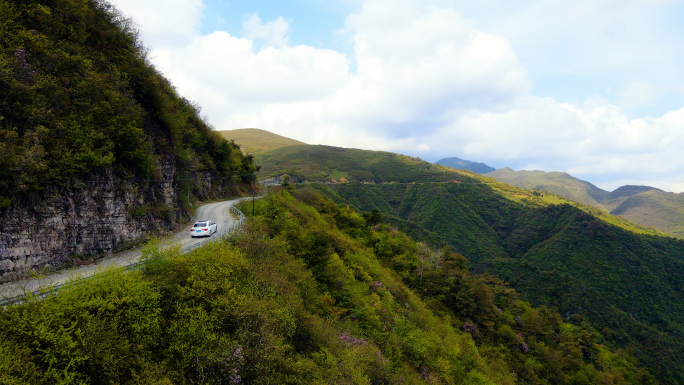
[193,222,208,228]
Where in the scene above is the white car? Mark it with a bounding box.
[190,220,217,237]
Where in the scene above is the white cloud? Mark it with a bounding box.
[109,0,203,48]
[617,81,658,109]
[144,0,531,141]
[108,0,684,192]
[242,14,290,47]
[454,0,679,74]
[153,32,350,106]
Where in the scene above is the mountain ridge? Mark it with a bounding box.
[485,167,684,238]
[218,128,306,155]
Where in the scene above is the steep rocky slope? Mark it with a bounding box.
[0,0,256,279]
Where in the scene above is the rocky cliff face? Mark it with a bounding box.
[0,156,226,281]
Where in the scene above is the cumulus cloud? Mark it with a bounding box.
[343,0,531,135]
[108,0,684,192]
[152,32,350,106]
[140,0,532,142]
[242,14,290,47]
[110,0,203,48]
[617,81,658,109]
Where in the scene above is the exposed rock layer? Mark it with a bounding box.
[0,157,231,280]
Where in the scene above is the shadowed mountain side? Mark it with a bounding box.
[611,190,684,238]
[218,128,306,155]
[436,156,496,174]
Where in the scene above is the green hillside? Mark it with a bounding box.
[257,143,663,238]
[0,192,655,384]
[313,181,684,383]
[258,144,475,183]
[484,168,609,207]
[611,189,684,238]
[485,169,684,238]
[0,0,256,208]
[218,128,306,156]
[242,140,684,381]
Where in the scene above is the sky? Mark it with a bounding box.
[109,0,684,193]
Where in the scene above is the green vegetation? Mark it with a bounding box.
[485,168,684,239]
[0,0,257,207]
[244,138,682,381]
[0,191,656,384]
[258,144,474,183]
[257,143,663,238]
[311,181,684,383]
[218,128,306,156]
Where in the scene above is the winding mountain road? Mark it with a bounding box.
[0,197,244,302]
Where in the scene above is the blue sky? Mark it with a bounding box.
[199,0,353,48]
[111,0,684,192]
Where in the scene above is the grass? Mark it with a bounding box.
[218,128,306,155]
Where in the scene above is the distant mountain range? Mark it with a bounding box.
[485,168,684,239]
[434,155,684,239]
[435,157,496,174]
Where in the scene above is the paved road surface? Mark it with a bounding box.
[0,198,242,301]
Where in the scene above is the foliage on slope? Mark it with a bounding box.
[0,0,256,207]
[0,191,654,384]
[258,144,473,184]
[312,181,684,383]
[256,142,662,238]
